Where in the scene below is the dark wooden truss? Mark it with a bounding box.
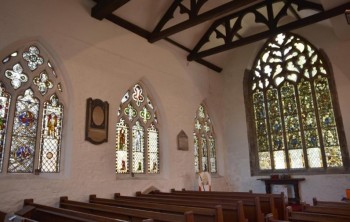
[91,0,350,73]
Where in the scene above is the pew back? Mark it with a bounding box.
[60,197,194,222]
[89,194,222,222]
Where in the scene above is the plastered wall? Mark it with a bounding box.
[0,0,228,212]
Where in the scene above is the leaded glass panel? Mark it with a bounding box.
[8,89,39,173]
[116,119,129,173]
[147,124,159,173]
[247,32,347,174]
[132,121,144,173]
[0,42,65,175]
[194,104,217,173]
[116,83,159,175]
[194,134,199,173]
[38,94,63,173]
[0,82,11,172]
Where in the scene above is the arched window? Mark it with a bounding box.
[116,83,159,174]
[194,104,216,173]
[244,33,348,175]
[0,42,64,174]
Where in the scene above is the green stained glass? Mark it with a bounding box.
[305,130,319,148]
[0,82,11,172]
[287,132,302,150]
[325,146,343,167]
[39,94,63,173]
[8,89,39,173]
[257,135,269,152]
[256,120,267,135]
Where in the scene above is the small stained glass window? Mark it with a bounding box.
[0,42,65,174]
[245,32,348,175]
[116,83,159,175]
[194,104,217,173]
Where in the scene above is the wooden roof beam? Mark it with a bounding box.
[188,2,350,61]
[91,0,130,20]
[148,0,261,43]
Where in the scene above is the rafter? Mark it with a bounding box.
[148,0,261,43]
[187,0,341,61]
[91,0,130,20]
[105,14,222,73]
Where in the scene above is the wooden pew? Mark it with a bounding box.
[167,189,277,219]
[303,205,350,217]
[60,196,194,222]
[113,193,246,222]
[16,199,130,222]
[313,197,350,209]
[288,211,350,222]
[171,189,286,220]
[89,194,222,222]
[136,191,264,222]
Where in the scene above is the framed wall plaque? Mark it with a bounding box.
[85,98,109,144]
[177,130,188,151]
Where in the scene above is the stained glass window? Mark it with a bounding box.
[194,104,217,173]
[116,83,159,174]
[245,33,348,175]
[38,94,63,172]
[0,42,64,174]
[0,82,11,172]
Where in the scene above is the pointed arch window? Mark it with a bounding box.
[116,83,159,174]
[0,42,64,174]
[194,104,217,173]
[244,33,348,175]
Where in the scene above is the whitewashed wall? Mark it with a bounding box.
[0,0,228,212]
[222,23,350,204]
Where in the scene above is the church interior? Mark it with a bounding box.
[1,0,350,221]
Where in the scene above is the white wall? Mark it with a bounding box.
[222,23,350,204]
[0,0,228,212]
[1,0,350,213]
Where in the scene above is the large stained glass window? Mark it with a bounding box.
[0,42,64,174]
[245,33,348,175]
[194,104,216,173]
[116,83,159,174]
[0,83,11,171]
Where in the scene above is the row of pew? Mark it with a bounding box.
[5,189,350,222]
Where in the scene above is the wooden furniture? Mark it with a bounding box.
[89,194,222,222]
[60,196,195,222]
[313,197,350,208]
[114,193,247,222]
[134,192,263,222]
[17,199,130,222]
[169,189,284,220]
[258,178,305,204]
